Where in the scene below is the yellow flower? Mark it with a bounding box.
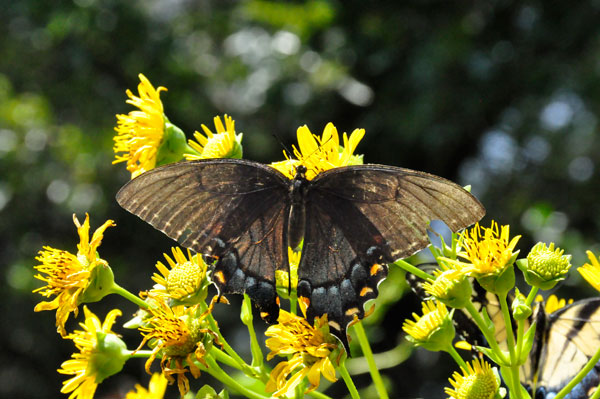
[578,250,600,292]
[58,306,126,399]
[33,214,115,336]
[402,300,455,351]
[137,296,218,398]
[454,221,521,276]
[422,267,472,309]
[125,373,168,399]
[113,74,167,178]
[445,359,500,399]
[270,122,365,180]
[150,247,208,302]
[265,310,338,396]
[535,294,573,314]
[185,115,242,160]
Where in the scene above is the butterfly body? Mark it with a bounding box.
[117,159,485,351]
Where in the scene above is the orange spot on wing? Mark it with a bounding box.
[370,264,383,276]
[214,270,226,284]
[359,287,374,297]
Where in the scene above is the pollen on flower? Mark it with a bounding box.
[445,359,500,399]
[447,221,520,277]
[270,122,365,180]
[264,310,338,396]
[113,74,167,178]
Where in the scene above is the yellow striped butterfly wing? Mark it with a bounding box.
[530,298,600,399]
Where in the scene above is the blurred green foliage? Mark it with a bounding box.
[4,0,600,398]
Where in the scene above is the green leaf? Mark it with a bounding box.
[518,321,537,366]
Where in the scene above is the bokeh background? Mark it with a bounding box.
[3,1,600,398]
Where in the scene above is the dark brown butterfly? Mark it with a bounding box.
[116,158,485,351]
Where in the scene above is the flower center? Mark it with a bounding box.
[166,261,203,299]
[456,373,497,399]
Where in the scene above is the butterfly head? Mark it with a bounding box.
[294,165,307,180]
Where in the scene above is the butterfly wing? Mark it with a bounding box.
[533,298,600,398]
[297,164,485,348]
[116,159,291,320]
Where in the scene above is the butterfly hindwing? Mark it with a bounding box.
[116,159,291,320]
[533,298,600,398]
[298,165,485,347]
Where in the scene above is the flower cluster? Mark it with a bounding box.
[34,73,600,399]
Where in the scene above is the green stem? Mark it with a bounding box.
[241,294,265,369]
[464,301,509,364]
[346,342,412,375]
[590,383,600,399]
[110,283,149,309]
[127,349,153,358]
[446,344,468,370]
[517,287,539,360]
[204,355,270,399]
[525,287,539,307]
[352,321,389,399]
[338,358,360,399]
[498,293,522,399]
[211,346,242,370]
[393,259,434,281]
[307,390,335,399]
[200,301,259,379]
[554,345,600,399]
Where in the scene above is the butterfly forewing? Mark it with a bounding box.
[116,159,291,319]
[298,165,485,347]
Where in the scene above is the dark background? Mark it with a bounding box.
[3,1,600,398]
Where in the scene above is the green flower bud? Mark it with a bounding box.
[511,289,532,321]
[92,331,128,383]
[518,242,571,290]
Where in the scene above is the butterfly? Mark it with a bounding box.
[409,271,600,399]
[116,158,485,351]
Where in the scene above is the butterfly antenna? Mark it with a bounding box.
[272,133,295,160]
